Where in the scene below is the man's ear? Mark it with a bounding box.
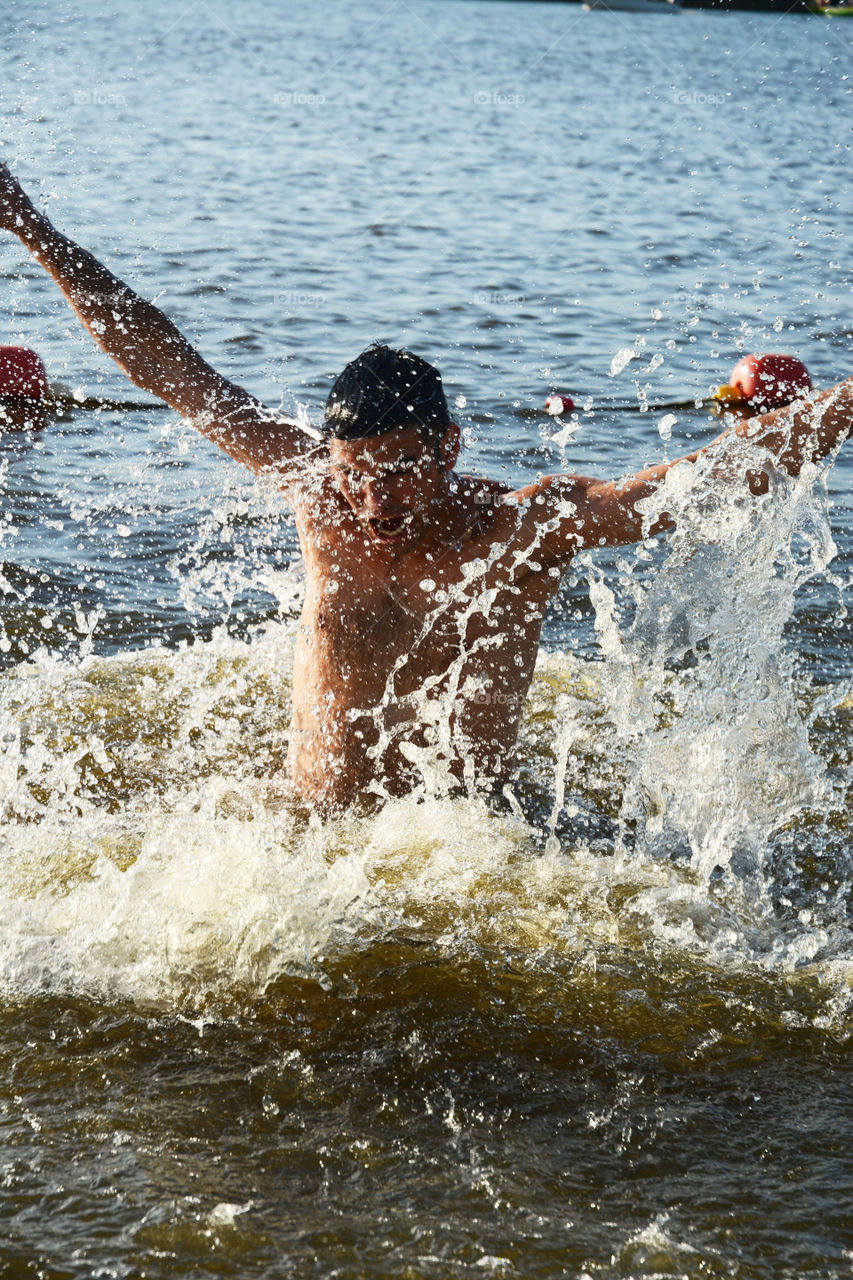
[440,421,460,471]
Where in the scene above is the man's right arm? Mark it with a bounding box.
[0,165,316,476]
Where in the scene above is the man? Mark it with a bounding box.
[1,163,851,811]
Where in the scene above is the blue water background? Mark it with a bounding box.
[2,0,851,666]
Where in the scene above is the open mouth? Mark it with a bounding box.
[368,514,410,542]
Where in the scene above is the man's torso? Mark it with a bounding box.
[287,474,564,809]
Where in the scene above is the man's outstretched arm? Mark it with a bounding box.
[514,375,853,564]
[0,165,315,476]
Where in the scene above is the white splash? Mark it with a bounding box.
[609,347,637,378]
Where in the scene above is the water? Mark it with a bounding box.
[2,0,853,1274]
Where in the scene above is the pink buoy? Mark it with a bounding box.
[0,345,48,430]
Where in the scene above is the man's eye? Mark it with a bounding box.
[373,468,407,481]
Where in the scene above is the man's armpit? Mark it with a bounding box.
[286,461,346,525]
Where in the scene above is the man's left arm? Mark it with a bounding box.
[730,374,853,478]
[512,374,853,565]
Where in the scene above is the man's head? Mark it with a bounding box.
[324,343,451,451]
[324,344,459,547]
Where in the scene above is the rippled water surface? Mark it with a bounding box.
[2,1,853,1276]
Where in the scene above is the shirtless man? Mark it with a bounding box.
[2,164,851,810]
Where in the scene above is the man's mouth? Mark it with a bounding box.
[367,514,410,542]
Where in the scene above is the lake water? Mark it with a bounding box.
[2,1,853,1276]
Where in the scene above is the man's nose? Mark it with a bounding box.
[361,475,393,507]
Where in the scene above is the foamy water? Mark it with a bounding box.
[2,445,851,1035]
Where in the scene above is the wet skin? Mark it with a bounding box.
[289,424,562,809]
[4,163,852,810]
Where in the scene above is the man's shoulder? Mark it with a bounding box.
[458,473,512,494]
[455,473,513,513]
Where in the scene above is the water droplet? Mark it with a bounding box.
[658,414,677,441]
[609,347,636,378]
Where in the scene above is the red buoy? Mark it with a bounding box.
[545,393,575,416]
[0,345,48,399]
[717,353,811,411]
[0,345,48,430]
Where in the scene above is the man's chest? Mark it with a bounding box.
[302,553,547,673]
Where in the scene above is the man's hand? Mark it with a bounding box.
[0,164,37,234]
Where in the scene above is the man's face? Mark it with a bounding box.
[329,423,458,548]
